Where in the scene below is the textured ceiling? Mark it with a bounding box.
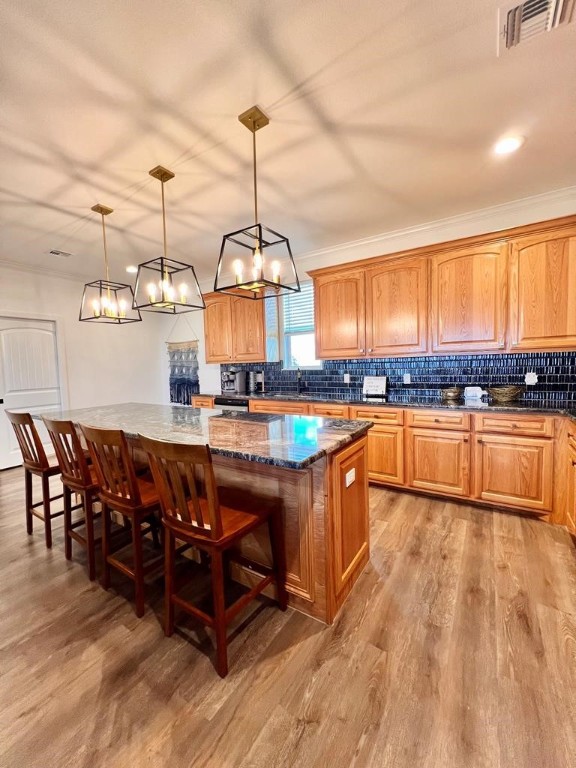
[1,0,575,283]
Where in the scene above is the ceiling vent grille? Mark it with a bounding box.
[499,0,574,51]
[48,249,72,258]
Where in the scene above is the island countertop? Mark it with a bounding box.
[43,402,372,470]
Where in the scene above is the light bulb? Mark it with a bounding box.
[92,299,100,317]
[119,299,127,318]
[271,260,281,284]
[253,250,263,271]
[179,283,188,303]
[147,282,157,303]
[233,259,244,285]
[494,136,524,155]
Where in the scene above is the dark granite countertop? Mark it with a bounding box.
[42,403,371,470]
[198,390,576,419]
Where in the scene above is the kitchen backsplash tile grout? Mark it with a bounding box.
[222,352,576,403]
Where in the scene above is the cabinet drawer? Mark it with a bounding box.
[474,413,554,438]
[308,403,350,418]
[249,399,310,415]
[349,406,404,425]
[191,396,214,408]
[406,409,470,431]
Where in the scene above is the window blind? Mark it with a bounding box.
[283,282,315,334]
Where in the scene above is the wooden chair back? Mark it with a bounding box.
[5,410,49,471]
[81,425,141,508]
[139,435,222,539]
[43,417,93,488]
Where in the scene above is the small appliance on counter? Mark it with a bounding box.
[362,375,387,398]
[222,368,248,394]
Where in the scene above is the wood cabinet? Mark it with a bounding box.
[249,399,310,415]
[406,428,470,497]
[365,258,428,356]
[314,270,366,358]
[430,244,507,352]
[509,227,576,351]
[350,406,404,485]
[566,436,576,533]
[473,433,553,513]
[203,292,266,363]
[313,260,427,359]
[406,409,470,431]
[308,403,350,418]
[191,396,214,408]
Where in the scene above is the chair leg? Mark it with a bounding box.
[132,516,145,618]
[210,549,228,678]
[63,486,72,560]
[268,510,288,611]
[42,474,52,549]
[85,491,97,581]
[164,529,175,637]
[24,469,33,535]
[101,503,112,590]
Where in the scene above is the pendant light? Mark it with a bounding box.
[133,166,205,314]
[79,205,142,324]
[214,106,301,300]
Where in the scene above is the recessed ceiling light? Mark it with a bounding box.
[126,265,138,273]
[494,136,525,155]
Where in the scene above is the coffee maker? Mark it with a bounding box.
[222,368,248,394]
[248,370,265,393]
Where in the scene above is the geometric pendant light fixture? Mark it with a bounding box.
[133,166,205,314]
[214,106,301,300]
[79,204,142,324]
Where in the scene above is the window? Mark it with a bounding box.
[282,282,322,370]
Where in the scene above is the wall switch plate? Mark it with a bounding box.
[525,371,538,386]
[343,373,351,384]
[403,373,411,384]
[345,468,356,487]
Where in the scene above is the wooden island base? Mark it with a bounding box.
[213,436,369,624]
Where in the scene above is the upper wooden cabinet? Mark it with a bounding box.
[314,259,427,358]
[430,244,507,352]
[509,227,576,351]
[314,270,366,358]
[203,293,266,363]
[365,258,428,356]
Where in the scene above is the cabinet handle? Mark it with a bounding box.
[477,438,483,444]
[359,348,365,353]
[572,461,576,467]
[512,424,518,429]
[434,418,440,423]
[463,437,469,442]
[368,348,373,352]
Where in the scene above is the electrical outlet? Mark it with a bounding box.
[403,373,411,384]
[525,371,538,386]
[345,468,356,487]
[343,373,350,384]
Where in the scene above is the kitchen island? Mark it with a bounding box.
[47,403,371,624]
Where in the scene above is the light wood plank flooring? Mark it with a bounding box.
[1,467,575,768]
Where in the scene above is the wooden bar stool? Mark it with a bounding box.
[81,424,162,617]
[43,417,101,580]
[6,410,64,548]
[140,435,288,678]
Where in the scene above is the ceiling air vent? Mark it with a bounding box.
[498,0,574,52]
[48,249,72,258]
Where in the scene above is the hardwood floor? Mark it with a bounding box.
[1,467,575,768]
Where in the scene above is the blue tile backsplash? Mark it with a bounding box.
[222,352,576,403]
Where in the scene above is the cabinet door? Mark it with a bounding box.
[509,227,576,350]
[406,428,470,497]
[249,399,310,415]
[366,257,428,355]
[230,296,266,362]
[314,271,366,358]
[366,424,404,485]
[567,446,576,533]
[431,244,507,352]
[203,293,233,363]
[474,434,553,513]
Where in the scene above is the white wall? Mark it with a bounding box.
[0,265,169,409]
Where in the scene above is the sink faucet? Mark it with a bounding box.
[296,368,302,394]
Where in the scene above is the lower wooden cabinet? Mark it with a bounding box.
[406,428,470,497]
[249,399,310,415]
[473,433,553,513]
[365,425,404,485]
[191,396,214,408]
[566,441,576,533]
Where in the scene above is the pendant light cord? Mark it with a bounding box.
[161,179,168,259]
[100,212,110,284]
[253,128,258,226]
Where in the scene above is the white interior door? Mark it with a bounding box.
[0,317,61,469]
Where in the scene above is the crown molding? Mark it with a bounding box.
[295,185,576,272]
[0,259,93,284]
